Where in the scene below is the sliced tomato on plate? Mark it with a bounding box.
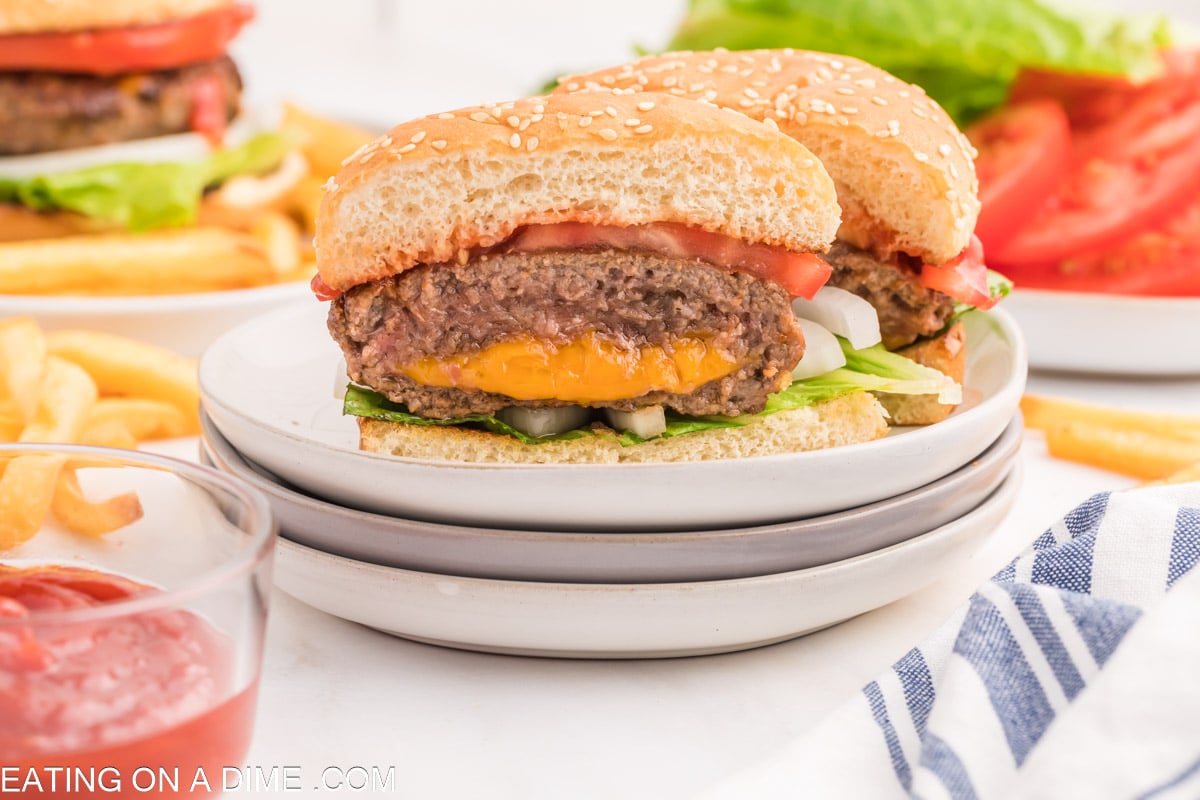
[0,4,254,75]
[966,100,1071,253]
[506,221,833,299]
[1001,192,1200,296]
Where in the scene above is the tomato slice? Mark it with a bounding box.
[0,4,254,75]
[505,222,832,299]
[311,273,341,301]
[919,234,1000,309]
[1000,191,1200,296]
[991,99,1200,268]
[966,100,1071,253]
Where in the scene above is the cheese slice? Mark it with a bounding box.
[401,332,738,404]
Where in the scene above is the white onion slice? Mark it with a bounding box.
[604,406,667,439]
[0,113,267,180]
[332,357,350,400]
[791,318,847,380]
[496,406,590,438]
[791,286,881,350]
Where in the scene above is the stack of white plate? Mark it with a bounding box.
[198,302,1028,658]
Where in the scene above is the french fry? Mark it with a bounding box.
[0,317,47,423]
[0,454,67,548]
[51,467,144,537]
[1022,394,1200,442]
[1044,422,1200,481]
[0,228,276,295]
[282,103,376,180]
[251,211,303,275]
[46,331,200,434]
[78,419,139,450]
[18,357,98,444]
[85,399,192,441]
[287,175,326,235]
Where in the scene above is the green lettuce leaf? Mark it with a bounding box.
[0,132,291,232]
[666,0,1171,123]
[343,336,958,446]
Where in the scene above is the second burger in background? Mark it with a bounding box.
[314,90,957,464]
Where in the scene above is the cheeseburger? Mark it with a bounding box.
[0,0,295,241]
[557,49,1001,424]
[316,91,957,464]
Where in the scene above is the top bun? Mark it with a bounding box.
[0,0,232,34]
[556,49,980,264]
[315,90,840,292]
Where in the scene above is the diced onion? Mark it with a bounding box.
[791,318,847,380]
[791,286,881,350]
[332,357,349,400]
[604,405,667,439]
[0,113,268,180]
[496,406,590,438]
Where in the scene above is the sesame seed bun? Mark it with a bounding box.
[315,90,841,292]
[556,49,980,265]
[0,0,232,35]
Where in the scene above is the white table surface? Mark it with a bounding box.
[214,2,1200,795]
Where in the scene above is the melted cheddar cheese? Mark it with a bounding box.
[401,333,739,404]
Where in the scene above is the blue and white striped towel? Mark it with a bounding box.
[709,483,1200,800]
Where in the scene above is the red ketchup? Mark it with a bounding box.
[0,565,257,798]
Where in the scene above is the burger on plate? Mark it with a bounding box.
[0,0,299,242]
[557,49,1005,424]
[315,90,958,464]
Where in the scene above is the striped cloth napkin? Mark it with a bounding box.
[709,483,1200,800]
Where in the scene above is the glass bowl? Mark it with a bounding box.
[0,444,275,798]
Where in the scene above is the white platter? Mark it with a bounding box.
[0,282,312,358]
[199,302,1026,532]
[273,462,1020,658]
[1004,288,1200,375]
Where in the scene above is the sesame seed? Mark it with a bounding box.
[598,128,618,141]
[527,136,539,151]
[397,143,416,154]
[469,111,490,123]
[410,131,426,144]
[719,64,739,74]
[625,118,640,127]
[836,87,855,95]
[507,115,520,128]
[948,163,960,178]
[875,129,891,138]
[565,82,580,91]
[762,117,779,131]
[379,136,393,147]
[322,177,337,191]
[914,152,929,162]
[843,106,859,114]
[744,87,760,98]
[602,75,615,85]
[739,68,753,77]
[359,152,374,164]
[430,140,447,151]
[912,107,929,119]
[872,96,888,106]
[898,90,911,98]
[604,106,618,117]
[663,76,679,87]
[533,103,545,114]
[636,100,656,112]
[739,98,755,108]
[854,78,876,89]
[589,110,605,117]
[530,114,543,123]
[437,112,455,119]
[579,116,593,127]
[938,143,952,157]
[635,124,653,134]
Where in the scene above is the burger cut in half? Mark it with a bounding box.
[316,91,957,465]
[558,49,1007,425]
[0,0,298,241]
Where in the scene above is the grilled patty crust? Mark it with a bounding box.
[0,57,241,155]
[821,241,956,350]
[329,250,805,419]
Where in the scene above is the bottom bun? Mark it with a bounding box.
[359,391,889,465]
[876,321,967,426]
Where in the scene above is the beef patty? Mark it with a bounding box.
[328,250,805,419]
[0,57,242,156]
[821,241,956,350]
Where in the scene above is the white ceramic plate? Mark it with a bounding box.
[200,409,1022,582]
[0,282,311,358]
[1004,288,1200,375]
[200,302,1026,531]
[273,463,1020,658]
